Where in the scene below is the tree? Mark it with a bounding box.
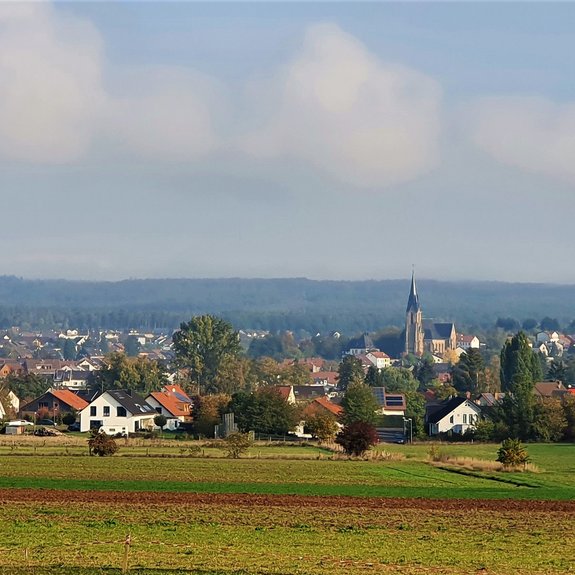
[223,432,253,458]
[91,352,167,394]
[532,399,567,442]
[61,338,77,360]
[305,412,339,443]
[540,317,560,332]
[414,356,435,388]
[521,318,538,331]
[154,413,168,435]
[452,349,485,394]
[379,367,419,393]
[172,315,241,394]
[364,365,382,387]
[561,394,575,441]
[340,381,378,426]
[231,388,300,436]
[211,356,257,395]
[499,332,542,439]
[4,373,47,403]
[191,394,231,438]
[336,356,364,391]
[88,431,119,457]
[547,360,566,383]
[335,421,378,457]
[496,317,520,332]
[124,335,141,357]
[496,439,529,469]
[404,391,426,438]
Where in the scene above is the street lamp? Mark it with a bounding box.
[403,417,413,444]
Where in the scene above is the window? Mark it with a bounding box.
[90,406,96,417]
[117,406,127,417]
[463,414,467,424]
[39,402,49,409]
[103,406,110,417]
[449,415,454,423]
[155,407,162,414]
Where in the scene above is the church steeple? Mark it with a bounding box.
[405,269,424,356]
[406,270,420,313]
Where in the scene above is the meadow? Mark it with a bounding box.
[0,438,574,574]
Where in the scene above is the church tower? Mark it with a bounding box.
[405,271,424,356]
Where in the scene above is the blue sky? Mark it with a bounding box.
[0,2,574,282]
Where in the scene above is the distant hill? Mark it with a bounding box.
[0,276,573,333]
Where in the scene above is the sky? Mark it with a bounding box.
[0,1,574,283]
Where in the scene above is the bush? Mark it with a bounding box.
[497,438,530,469]
[335,421,378,457]
[223,432,253,459]
[88,431,119,457]
[304,413,339,443]
[62,413,76,426]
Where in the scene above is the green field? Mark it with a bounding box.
[0,439,574,574]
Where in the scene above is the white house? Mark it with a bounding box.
[145,390,189,431]
[456,334,480,350]
[79,389,156,435]
[426,397,482,436]
[365,351,392,369]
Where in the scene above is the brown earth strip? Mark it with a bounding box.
[0,488,574,512]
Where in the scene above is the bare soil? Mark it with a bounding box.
[1,488,573,512]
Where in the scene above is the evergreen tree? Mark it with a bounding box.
[499,332,541,439]
[452,349,485,394]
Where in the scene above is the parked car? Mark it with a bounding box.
[36,419,56,426]
[8,420,34,426]
[67,422,81,432]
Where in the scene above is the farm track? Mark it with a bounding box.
[2,487,574,512]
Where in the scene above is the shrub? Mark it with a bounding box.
[88,430,119,457]
[223,432,253,459]
[304,412,339,443]
[335,421,378,457]
[62,413,76,426]
[497,438,530,469]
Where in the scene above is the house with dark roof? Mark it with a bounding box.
[346,333,377,356]
[79,389,156,434]
[426,396,482,436]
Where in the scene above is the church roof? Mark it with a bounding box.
[406,272,420,313]
[424,321,455,340]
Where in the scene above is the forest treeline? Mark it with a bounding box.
[1,275,575,333]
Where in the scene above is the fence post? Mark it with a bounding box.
[122,533,131,574]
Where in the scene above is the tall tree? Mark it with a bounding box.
[336,356,365,391]
[499,332,542,439]
[340,381,378,426]
[379,367,419,393]
[452,349,485,394]
[172,315,241,394]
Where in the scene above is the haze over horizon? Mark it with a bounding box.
[1,2,573,283]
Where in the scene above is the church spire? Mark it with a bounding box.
[406,268,420,313]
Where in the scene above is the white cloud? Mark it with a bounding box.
[464,96,575,183]
[239,23,442,188]
[0,3,105,163]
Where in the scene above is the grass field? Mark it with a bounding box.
[0,438,574,574]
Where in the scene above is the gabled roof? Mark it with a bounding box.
[534,381,567,398]
[273,386,294,401]
[310,396,343,417]
[348,333,375,351]
[50,389,89,411]
[148,391,187,417]
[427,397,480,424]
[292,385,325,400]
[105,390,155,415]
[424,322,455,340]
[162,384,192,404]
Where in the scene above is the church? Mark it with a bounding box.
[404,273,456,357]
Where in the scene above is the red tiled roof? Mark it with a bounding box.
[273,386,293,400]
[50,389,89,411]
[310,396,343,417]
[149,392,188,417]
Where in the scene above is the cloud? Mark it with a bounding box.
[105,67,221,162]
[464,96,575,183]
[0,3,105,163]
[239,23,442,188]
